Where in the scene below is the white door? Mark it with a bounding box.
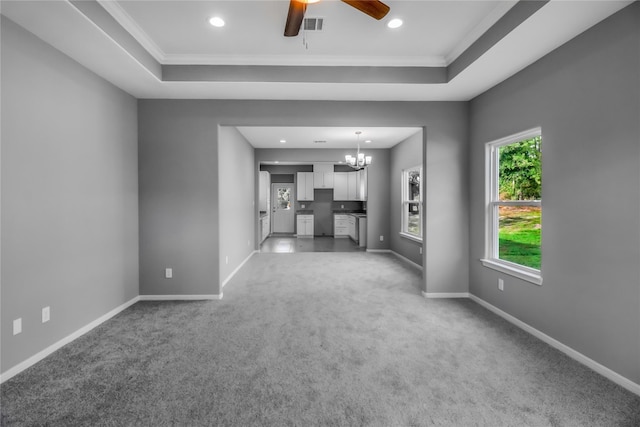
[272,183,295,233]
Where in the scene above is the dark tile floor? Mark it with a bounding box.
[260,235,365,253]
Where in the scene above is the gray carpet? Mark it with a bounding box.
[2,252,639,426]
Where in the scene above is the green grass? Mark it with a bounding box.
[408,214,420,235]
[499,206,541,269]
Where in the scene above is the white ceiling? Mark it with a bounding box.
[108,0,513,67]
[0,1,632,148]
[0,0,632,101]
[237,126,422,149]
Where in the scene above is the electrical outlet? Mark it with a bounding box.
[13,318,22,335]
[419,247,423,254]
[165,268,173,279]
[42,306,50,323]
[498,278,504,291]
[301,204,305,209]
[380,235,384,242]
[225,256,229,265]
[341,205,344,209]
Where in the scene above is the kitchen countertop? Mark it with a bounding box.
[333,211,366,217]
[296,210,314,215]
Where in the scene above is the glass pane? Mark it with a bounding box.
[276,187,291,210]
[498,205,541,269]
[498,136,541,201]
[408,170,420,202]
[407,203,421,236]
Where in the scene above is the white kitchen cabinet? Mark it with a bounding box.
[296,214,314,237]
[297,172,314,201]
[313,172,334,189]
[333,172,348,200]
[358,169,368,201]
[260,215,270,243]
[347,172,358,201]
[259,171,270,211]
[348,215,357,241]
[313,163,334,189]
[334,214,349,237]
[334,171,362,201]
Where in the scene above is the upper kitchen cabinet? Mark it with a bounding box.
[259,171,270,211]
[347,172,358,200]
[333,171,367,201]
[358,169,368,201]
[333,172,348,200]
[313,163,334,189]
[297,172,314,201]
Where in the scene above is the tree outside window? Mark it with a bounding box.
[484,129,542,282]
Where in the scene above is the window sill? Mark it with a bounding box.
[480,258,542,286]
[399,232,422,243]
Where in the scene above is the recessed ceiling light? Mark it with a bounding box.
[208,16,225,27]
[365,140,372,144]
[274,161,279,164]
[280,139,286,144]
[387,18,403,29]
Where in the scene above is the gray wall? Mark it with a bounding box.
[425,111,470,294]
[1,17,139,373]
[138,101,468,297]
[390,131,424,266]
[138,101,219,296]
[219,126,255,286]
[469,3,640,383]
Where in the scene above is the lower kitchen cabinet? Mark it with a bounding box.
[296,215,314,238]
[260,215,270,243]
[348,215,357,241]
[334,214,349,237]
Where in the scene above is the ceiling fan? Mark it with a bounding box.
[284,0,390,37]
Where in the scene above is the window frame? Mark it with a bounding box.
[400,165,423,242]
[481,128,542,285]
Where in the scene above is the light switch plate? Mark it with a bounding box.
[165,268,173,279]
[42,306,50,323]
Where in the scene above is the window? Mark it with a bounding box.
[401,166,422,241]
[482,129,542,285]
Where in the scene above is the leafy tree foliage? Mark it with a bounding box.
[408,170,420,201]
[499,136,541,200]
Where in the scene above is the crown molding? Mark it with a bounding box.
[97,0,166,62]
[162,53,446,67]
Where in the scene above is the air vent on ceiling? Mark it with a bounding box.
[313,140,327,144]
[304,17,324,32]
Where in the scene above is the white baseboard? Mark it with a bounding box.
[422,292,470,298]
[391,251,423,271]
[221,250,257,289]
[0,295,141,384]
[139,294,223,301]
[469,294,640,397]
[366,249,391,253]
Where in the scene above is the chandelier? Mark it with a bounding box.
[345,131,372,170]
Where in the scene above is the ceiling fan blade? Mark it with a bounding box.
[341,0,390,20]
[284,0,306,37]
